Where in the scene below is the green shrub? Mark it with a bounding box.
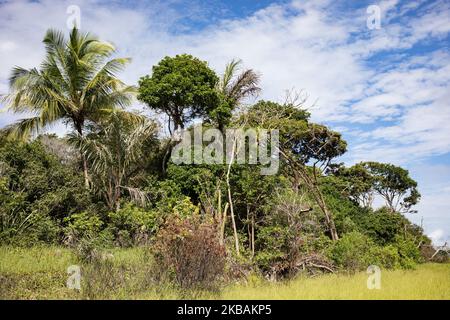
[108,203,158,246]
[392,234,421,268]
[64,212,103,245]
[373,245,401,269]
[255,189,330,278]
[72,229,114,262]
[0,212,60,246]
[355,208,404,245]
[0,137,95,246]
[254,225,290,272]
[171,197,200,218]
[328,231,382,271]
[327,231,422,271]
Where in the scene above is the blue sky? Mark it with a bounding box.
[0,0,449,244]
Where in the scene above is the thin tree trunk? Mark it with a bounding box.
[227,182,240,255]
[314,181,339,241]
[80,154,89,188]
[226,137,240,256]
[247,205,251,252]
[220,203,229,246]
[75,123,90,189]
[430,242,448,260]
[217,189,222,228]
[251,212,255,258]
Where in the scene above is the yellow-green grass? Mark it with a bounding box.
[0,246,155,299]
[1,246,449,300]
[0,246,149,274]
[221,263,450,300]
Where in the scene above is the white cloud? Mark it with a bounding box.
[429,229,446,246]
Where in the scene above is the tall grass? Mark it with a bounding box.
[220,264,450,300]
[1,246,448,300]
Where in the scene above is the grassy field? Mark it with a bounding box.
[1,246,449,300]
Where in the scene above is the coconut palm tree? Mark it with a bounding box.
[2,27,135,188]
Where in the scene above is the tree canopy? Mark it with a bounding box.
[138,54,220,132]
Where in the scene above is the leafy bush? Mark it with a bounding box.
[0,212,60,246]
[255,225,292,273]
[327,230,423,271]
[0,137,94,246]
[373,245,402,269]
[328,231,384,271]
[108,203,158,246]
[153,214,226,290]
[355,208,404,245]
[392,234,421,268]
[64,212,103,246]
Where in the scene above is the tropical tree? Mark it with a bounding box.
[213,59,261,130]
[2,27,135,187]
[217,59,261,105]
[330,163,375,208]
[361,162,420,213]
[244,101,346,241]
[69,110,158,211]
[138,54,219,133]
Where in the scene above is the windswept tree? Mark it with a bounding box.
[361,162,420,213]
[331,163,375,208]
[244,101,346,241]
[69,110,159,211]
[138,54,219,133]
[2,27,135,188]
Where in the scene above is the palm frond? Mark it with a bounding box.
[43,29,66,56]
[120,186,149,207]
[2,116,45,140]
[68,132,113,174]
[228,69,261,102]
[220,59,242,92]
[123,119,157,167]
[218,59,261,109]
[85,58,132,91]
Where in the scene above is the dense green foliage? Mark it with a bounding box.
[138,54,220,131]
[0,136,93,245]
[1,27,445,291]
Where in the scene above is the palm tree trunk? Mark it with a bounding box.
[82,155,89,189]
[75,122,90,189]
